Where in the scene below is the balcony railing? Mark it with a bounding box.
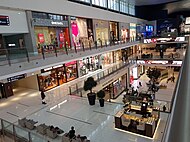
[0,38,139,66]
[162,37,189,142]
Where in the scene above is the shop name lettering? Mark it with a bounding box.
[51,21,64,25]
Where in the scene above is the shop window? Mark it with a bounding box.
[38,70,58,91]
[57,67,67,85]
[65,61,78,82]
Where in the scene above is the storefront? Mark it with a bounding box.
[38,61,77,91]
[71,17,94,49]
[38,65,65,91]
[109,21,119,43]
[93,19,109,46]
[129,23,137,41]
[113,50,122,63]
[79,56,99,76]
[101,52,114,67]
[119,22,130,42]
[32,11,70,52]
[65,61,78,82]
[103,74,127,100]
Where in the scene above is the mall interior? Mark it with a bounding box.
[0,0,189,142]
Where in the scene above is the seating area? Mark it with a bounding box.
[62,133,90,142]
[18,118,90,141]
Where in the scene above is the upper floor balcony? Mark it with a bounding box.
[0,39,139,80]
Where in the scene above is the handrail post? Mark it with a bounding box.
[82,42,85,51]
[95,41,97,49]
[24,48,30,63]
[41,45,45,60]
[5,49,11,66]
[54,45,58,57]
[89,41,92,50]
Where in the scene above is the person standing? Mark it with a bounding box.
[41,90,46,104]
[163,105,166,112]
[68,126,76,139]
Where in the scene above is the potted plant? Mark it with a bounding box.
[97,90,105,107]
[83,77,97,105]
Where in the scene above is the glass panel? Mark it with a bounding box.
[92,0,107,8]
[129,4,135,16]
[120,0,128,14]
[14,125,29,141]
[78,0,90,3]
[30,133,47,142]
[2,120,13,133]
[108,0,119,11]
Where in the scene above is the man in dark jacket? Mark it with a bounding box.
[41,90,46,104]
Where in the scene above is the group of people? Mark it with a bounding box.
[167,76,175,83]
[67,126,88,142]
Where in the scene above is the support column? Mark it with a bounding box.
[25,11,38,53]
[77,60,81,77]
[127,67,130,88]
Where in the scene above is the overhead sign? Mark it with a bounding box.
[0,15,10,26]
[7,74,26,82]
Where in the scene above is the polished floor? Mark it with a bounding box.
[0,63,178,142]
[0,90,168,142]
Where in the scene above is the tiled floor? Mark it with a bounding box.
[0,63,177,142]
[0,87,169,142]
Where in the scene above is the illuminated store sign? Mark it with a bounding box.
[0,15,10,26]
[51,21,64,25]
[7,74,26,82]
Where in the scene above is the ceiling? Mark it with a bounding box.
[131,0,180,6]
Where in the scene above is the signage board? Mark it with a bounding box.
[0,15,10,26]
[7,74,26,82]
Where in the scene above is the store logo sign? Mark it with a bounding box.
[51,21,64,25]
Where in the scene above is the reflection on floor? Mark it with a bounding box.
[111,71,179,112]
[0,87,168,142]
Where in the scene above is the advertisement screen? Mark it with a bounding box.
[146,26,153,32]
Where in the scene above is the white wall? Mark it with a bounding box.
[0,9,28,33]
[0,0,148,25]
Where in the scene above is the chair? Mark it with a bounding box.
[18,118,26,127]
[62,133,70,142]
[25,121,35,130]
[46,128,57,139]
[36,124,48,135]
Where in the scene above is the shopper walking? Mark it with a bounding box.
[41,90,46,104]
[163,105,166,112]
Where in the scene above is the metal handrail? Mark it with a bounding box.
[162,37,190,142]
[0,39,139,66]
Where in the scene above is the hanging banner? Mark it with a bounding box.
[38,33,45,43]
[59,33,64,42]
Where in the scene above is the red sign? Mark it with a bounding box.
[59,33,64,42]
[130,75,134,84]
[65,61,77,66]
[38,33,45,43]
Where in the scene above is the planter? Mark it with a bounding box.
[87,93,96,105]
[99,99,104,107]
